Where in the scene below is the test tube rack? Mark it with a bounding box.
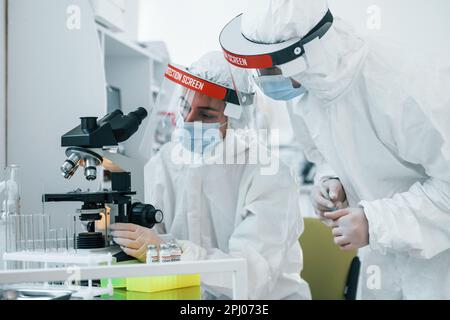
[2,251,114,300]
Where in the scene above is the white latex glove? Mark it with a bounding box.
[177,240,207,261]
[324,207,369,251]
[110,223,163,262]
[312,178,348,223]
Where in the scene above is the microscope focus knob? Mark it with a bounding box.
[130,202,164,229]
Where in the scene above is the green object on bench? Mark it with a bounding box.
[100,259,140,289]
[100,259,201,294]
[111,286,202,300]
[300,217,360,300]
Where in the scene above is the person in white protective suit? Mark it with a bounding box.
[219,0,450,299]
[110,51,312,300]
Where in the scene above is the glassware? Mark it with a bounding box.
[4,165,21,215]
[57,228,69,252]
[33,214,46,252]
[5,214,53,253]
[0,168,6,266]
[67,213,78,251]
[20,215,31,251]
[42,214,50,252]
[5,214,18,253]
[48,229,57,252]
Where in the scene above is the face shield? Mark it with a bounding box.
[219,10,334,101]
[139,64,255,159]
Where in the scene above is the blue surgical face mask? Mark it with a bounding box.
[257,75,307,101]
[180,122,224,155]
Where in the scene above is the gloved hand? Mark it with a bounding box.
[324,207,369,251]
[311,178,348,223]
[110,223,163,262]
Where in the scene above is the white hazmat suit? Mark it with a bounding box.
[240,0,450,299]
[144,52,311,300]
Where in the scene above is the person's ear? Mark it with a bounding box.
[221,117,228,138]
[291,78,301,88]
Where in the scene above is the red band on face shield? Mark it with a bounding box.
[165,65,228,101]
[223,49,273,69]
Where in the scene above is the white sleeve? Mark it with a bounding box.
[291,110,337,184]
[361,97,450,259]
[144,151,174,235]
[178,166,303,299]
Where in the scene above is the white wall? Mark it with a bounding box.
[328,0,450,60]
[138,0,249,66]
[8,0,106,221]
[123,0,140,41]
[138,0,450,165]
[0,0,5,267]
[138,0,450,65]
[0,0,5,171]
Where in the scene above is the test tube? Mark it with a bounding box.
[5,215,22,269]
[24,215,34,251]
[17,215,26,251]
[17,215,23,252]
[32,214,45,251]
[67,213,77,251]
[42,215,50,252]
[57,228,68,252]
[5,214,11,253]
[5,214,18,253]
[48,229,57,252]
[0,169,5,222]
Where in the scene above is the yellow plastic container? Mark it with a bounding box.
[100,259,140,289]
[126,274,201,293]
[101,259,201,293]
[112,286,201,300]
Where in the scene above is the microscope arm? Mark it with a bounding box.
[86,148,142,175]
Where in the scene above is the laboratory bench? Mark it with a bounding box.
[0,258,247,300]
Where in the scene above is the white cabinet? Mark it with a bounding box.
[7,0,169,219]
[7,0,107,221]
[0,0,5,171]
[96,25,170,199]
[90,0,126,32]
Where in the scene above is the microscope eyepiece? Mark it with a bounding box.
[129,107,148,125]
[62,108,148,148]
[80,117,99,133]
[60,108,148,180]
[112,107,149,143]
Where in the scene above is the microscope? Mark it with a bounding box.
[43,108,163,250]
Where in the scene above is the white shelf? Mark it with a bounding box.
[2,251,115,299]
[98,24,162,62]
[3,251,113,265]
[150,84,161,94]
[96,19,170,194]
[0,259,248,300]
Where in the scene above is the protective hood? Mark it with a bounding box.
[291,19,368,105]
[241,0,329,44]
